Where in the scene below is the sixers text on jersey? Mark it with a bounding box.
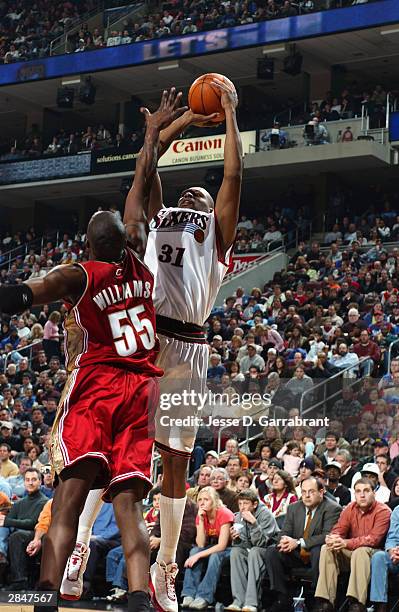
[152,209,209,230]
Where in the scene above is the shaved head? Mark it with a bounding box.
[177,186,214,212]
[87,211,126,262]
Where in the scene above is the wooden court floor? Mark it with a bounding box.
[0,603,112,612]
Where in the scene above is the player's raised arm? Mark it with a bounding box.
[213,79,243,256]
[146,108,220,223]
[123,88,188,244]
[0,265,86,316]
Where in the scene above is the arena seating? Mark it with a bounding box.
[0,0,384,62]
[1,195,399,607]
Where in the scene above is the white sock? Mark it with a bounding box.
[156,495,186,565]
[76,488,104,547]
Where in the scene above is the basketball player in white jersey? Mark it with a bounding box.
[61,81,242,611]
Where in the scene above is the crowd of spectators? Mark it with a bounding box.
[0,0,383,62]
[231,185,399,254]
[67,0,380,54]
[2,194,399,607]
[0,0,99,63]
[260,82,394,151]
[310,85,390,125]
[0,77,394,165]
[0,123,144,162]
[233,202,312,253]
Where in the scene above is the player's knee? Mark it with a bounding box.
[170,454,189,474]
[159,449,188,472]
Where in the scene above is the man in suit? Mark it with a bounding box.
[264,477,342,612]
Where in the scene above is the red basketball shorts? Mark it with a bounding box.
[50,364,159,500]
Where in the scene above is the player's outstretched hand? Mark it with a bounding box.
[140,88,188,132]
[183,108,220,126]
[211,78,238,111]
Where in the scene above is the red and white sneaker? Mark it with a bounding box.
[60,542,90,600]
[149,560,179,612]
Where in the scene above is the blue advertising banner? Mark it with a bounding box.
[389,112,399,142]
[0,153,91,185]
[1,0,398,87]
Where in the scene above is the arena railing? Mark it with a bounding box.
[273,101,308,128]
[212,357,371,455]
[1,231,60,270]
[299,356,371,418]
[319,240,399,253]
[49,0,106,56]
[103,2,146,41]
[2,339,43,374]
[216,402,280,455]
[222,222,313,285]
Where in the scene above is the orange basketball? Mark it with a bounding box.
[188,73,235,125]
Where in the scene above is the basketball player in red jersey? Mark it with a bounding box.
[0,91,186,612]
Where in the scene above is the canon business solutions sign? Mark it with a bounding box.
[159,131,256,167]
[91,130,256,175]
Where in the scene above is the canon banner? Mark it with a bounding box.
[159,131,256,167]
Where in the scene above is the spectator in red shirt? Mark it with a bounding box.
[181,486,234,609]
[314,477,391,611]
[353,329,381,376]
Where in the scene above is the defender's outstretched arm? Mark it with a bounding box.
[123,89,187,248]
[0,265,86,315]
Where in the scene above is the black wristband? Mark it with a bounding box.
[0,283,34,315]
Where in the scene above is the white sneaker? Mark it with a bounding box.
[60,542,90,600]
[189,598,208,610]
[149,560,179,612]
[225,603,243,611]
[242,607,257,612]
[106,587,127,602]
[182,597,195,608]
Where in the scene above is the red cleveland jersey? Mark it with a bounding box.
[63,247,162,377]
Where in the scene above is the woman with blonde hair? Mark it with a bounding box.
[29,323,44,341]
[227,335,243,362]
[181,486,234,609]
[257,324,285,353]
[28,322,45,362]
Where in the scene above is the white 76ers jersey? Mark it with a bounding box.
[144,207,232,326]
